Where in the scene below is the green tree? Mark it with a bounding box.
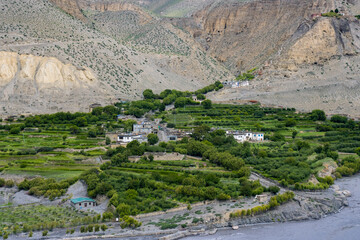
[355,147,360,156]
[111,153,129,165]
[116,203,131,217]
[310,109,326,121]
[292,130,298,139]
[123,119,137,132]
[285,118,296,127]
[73,117,87,127]
[201,100,212,109]
[174,97,189,108]
[330,115,348,123]
[143,89,155,99]
[9,127,21,134]
[196,94,206,100]
[88,129,97,138]
[105,137,111,145]
[101,224,108,231]
[270,132,285,142]
[69,125,80,134]
[126,140,145,155]
[147,133,159,145]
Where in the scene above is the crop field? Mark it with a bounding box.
[0,126,105,180]
[0,205,95,232]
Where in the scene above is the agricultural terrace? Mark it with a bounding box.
[0,85,359,237]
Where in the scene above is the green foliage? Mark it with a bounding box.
[201,99,212,109]
[143,89,156,99]
[0,178,5,187]
[267,185,280,194]
[18,177,77,200]
[101,224,108,231]
[270,132,285,142]
[196,94,206,100]
[311,110,326,121]
[321,11,341,17]
[330,115,348,123]
[336,156,360,177]
[230,191,294,219]
[119,216,142,229]
[147,133,159,145]
[285,118,296,127]
[236,69,256,81]
[9,127,21,134]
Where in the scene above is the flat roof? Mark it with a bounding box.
[70,197,96,204]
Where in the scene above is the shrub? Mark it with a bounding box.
[268,186,280,194]
[310,110,326,121]
[5,180,14,188]
[0,178,5,187]
[94,225,100,232]
[201,100,212,109]
[101,224,108,231]
[9,127,21,134]
[147,133,159,145]
[330,115,347,123]
[42,230,48,236]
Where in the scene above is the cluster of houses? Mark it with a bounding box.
[106,120,264,145]
[226,130,264,143]
[106,121,157,145]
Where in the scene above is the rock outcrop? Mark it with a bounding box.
[220,189,347,228]
[0,52,96,91]
[81,1,153,24]
[0,51,114,115]
[49,0,86,21]
[173,0,335,72]
[277,17,359,70]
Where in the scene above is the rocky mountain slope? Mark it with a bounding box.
[205,1,360,117]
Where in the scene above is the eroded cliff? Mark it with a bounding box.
[0,52,113,115]
[173,0,336,72]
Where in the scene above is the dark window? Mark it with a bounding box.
[79,203,81,206]
[85,203,87,207]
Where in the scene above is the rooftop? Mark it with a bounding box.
[70,197,96,204]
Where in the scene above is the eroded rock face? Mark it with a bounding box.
[0,52,96,91]
[0,52,111,115]
[48,0,86,21]
[174,0,335,72]
[278,17,359,70]
[0,52,18,86]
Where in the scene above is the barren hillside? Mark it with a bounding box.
[0,0,231,115]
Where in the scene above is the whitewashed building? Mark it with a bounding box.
[117,134,148,144]
[227,131,264,142]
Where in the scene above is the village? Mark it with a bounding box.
[105,117,264,147]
